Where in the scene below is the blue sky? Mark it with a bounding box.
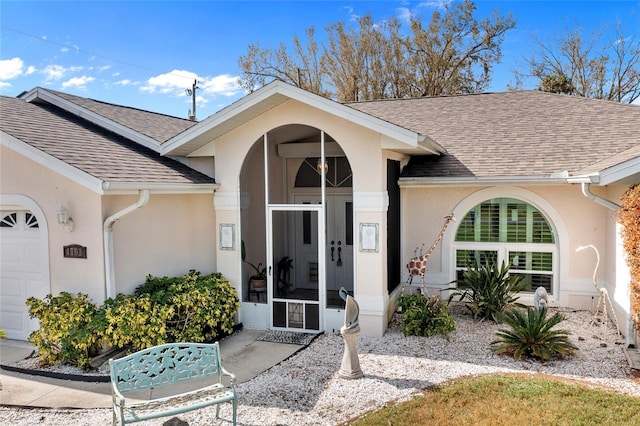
[1,1,639,119]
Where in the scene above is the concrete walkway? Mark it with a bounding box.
[0,330,306,409]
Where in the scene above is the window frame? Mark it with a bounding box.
[453,198,557,295]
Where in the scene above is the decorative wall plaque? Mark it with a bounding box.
[219,223,235,250]
[359,223,379,252]
[63,244,87,259]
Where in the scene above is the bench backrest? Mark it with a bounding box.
[109,342,223,393]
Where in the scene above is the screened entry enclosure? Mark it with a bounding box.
[240,126,354,333]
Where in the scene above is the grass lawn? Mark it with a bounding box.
[345,373,640,426]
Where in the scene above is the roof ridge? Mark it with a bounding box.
[43,87,195,121]
[345,90,640,107]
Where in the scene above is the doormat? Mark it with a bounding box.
[257,331,318,346]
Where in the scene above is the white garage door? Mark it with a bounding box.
[0,209,48,340]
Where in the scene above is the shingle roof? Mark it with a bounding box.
[348,91,640,179]
[0,95,215,186]
[43,89,197,144]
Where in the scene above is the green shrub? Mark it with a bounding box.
[26,292,104,369]
[26,270,241,366]
[0,326,7,339]
[135,270,240,343]
[102,293,173,351]
[397,294,456,339]
[491,307,577,361]
[448,260,526,322]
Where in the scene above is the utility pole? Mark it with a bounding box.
[185,80,199,121]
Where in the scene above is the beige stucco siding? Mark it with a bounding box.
[2,144,218,304]
[198,99,395,335]
[401,184,620,311]
[1,145,106,303]
[105,193,217,295]
[212,99,385,193]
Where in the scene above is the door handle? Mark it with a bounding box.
[331,246,335,262]
[337,246,342,266]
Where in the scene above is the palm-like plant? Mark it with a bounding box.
[448,260,527,322]
[491,307,578,362]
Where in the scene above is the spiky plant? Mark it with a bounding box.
[449,260,526,322]
[491,307,577,362]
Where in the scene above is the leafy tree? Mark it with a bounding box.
[618,185,640,334]
[238,27,328,97]
[539,73,575,94]
[406,1,515,97]
[516,26,640,103]
[238,0,516,101]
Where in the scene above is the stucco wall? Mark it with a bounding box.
[199,99,393,335]
[105,193,217,295]
[2,145,218,304]
[1,145,106,303]
[400,184,622,313]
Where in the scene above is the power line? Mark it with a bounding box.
[1,25,196,82]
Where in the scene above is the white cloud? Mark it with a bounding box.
[141,69,199,94]
[396,7,413,23]
[141,70,241,98]
[0,57,25,80]
[114,79,134,86]
[195,94,208,108]
[43,64,83,81]
[26,66,36,75]
[418,0,453,9]
[62,76,95,90]
[201,74,241,97]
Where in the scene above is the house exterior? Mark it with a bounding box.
[1,81,638,345]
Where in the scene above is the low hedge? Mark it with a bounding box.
[26,270,240,369]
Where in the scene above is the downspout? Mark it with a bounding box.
[103,190,150,299]
[579,182,633,343]
[580,182,620,211]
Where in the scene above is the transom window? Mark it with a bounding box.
[454,198,556,293]
[295,157,352,188]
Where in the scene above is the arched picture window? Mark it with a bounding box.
[454,198,556,293]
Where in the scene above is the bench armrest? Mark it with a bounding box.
[111,380,126,406]
[221,367,236,387]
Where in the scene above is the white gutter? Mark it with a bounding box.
[101,181,218,195]
[103,190,150,299]
[399,176,569,188]
[580,182,621,211]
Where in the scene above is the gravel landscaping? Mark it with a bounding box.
[1,306,639,425]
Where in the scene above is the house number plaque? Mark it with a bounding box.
[64,244,87,259]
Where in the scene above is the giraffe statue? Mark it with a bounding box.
[405,214,455,293]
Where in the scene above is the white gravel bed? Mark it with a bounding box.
[1,307,638,425]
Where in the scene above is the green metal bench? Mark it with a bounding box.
[108,342,237,425]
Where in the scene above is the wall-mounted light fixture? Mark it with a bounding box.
[316,158,329,174]
[57,205,74,232]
